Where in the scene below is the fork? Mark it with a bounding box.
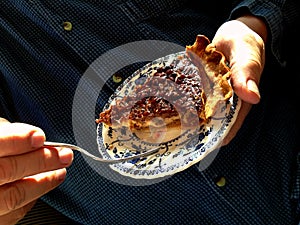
[43,141,160,164]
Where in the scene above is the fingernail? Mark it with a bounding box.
[31,130,45,148]
[247,79,261,98]
[55,168,67,181]
[58,148,74,165]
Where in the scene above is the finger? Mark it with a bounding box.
[0,123,46,157]
[230,65,261,104]
[229,40,264,104]
[0,200,36,225]
[0,147,73,185]
[0,169,67,216]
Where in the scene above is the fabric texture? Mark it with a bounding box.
[17,199,79,224]
[1,0,300,224]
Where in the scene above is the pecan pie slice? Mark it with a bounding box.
[96,35,232,142]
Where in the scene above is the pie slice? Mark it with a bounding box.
[96,35,232,142]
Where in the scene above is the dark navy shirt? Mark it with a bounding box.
[1,0,300,224]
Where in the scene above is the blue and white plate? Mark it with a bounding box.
[97,51,241,179]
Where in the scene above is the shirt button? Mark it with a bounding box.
[63,21,73,31]
[215,176,226,187]
[112,74,122,83]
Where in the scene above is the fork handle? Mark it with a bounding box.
[43,141,160,164]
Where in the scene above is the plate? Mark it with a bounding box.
[96,51,241,179]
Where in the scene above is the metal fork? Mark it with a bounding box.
[43,141,160,164]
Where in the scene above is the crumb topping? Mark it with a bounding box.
[96,58,207,129]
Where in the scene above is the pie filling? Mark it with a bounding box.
[96,35,232,138]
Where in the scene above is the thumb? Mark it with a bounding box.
[230,66,261,104]
[226,31,265,104]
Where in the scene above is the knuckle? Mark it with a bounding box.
[0,164,8,185]
[3,184,26,211]
[0,124,32,154]
[10,134,27,153]
[0,157,19,185]
[37,149,50,171]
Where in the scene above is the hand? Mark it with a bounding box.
[0,118,73,225]
[212,14,267,145]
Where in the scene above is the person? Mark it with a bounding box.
[1,0,299,224]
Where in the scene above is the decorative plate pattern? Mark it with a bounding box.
[96,51,241,179]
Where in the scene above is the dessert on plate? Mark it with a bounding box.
[96,35,232,143]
